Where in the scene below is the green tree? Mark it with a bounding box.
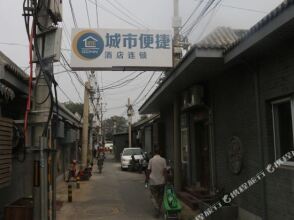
[63,101,83,116]
[102,116,128,141]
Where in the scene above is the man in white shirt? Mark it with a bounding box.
[146,147,167,217]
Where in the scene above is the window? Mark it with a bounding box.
[272,97,294,164]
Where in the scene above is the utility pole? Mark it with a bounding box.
[173,0,183,192]
[173,0,182,65]
[127,98,133,147]
[29,0,62,219]
[88,73,95,163]
[82,81,90,168]
[98,101,107,145]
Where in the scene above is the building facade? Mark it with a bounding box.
[0,51,82,219]
[139,1,294,219]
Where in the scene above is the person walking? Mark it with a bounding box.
[146,147,167,218]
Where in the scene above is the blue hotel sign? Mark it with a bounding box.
[71,29,173,71]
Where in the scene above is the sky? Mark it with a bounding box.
[0,0,284,121]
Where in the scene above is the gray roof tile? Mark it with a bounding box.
[195,26,247,49]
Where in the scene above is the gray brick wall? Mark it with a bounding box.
[258,42,294,220]
[211,65,264,218]
[0,154,34,219]
[210,41,294,220]
[161,105,174,161]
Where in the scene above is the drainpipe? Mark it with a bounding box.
[253,63,268,220]
[242,59,268,220]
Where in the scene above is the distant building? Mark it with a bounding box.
[113,132,128,161]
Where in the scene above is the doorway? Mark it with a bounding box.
[194,119,210,189]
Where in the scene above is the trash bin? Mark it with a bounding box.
[4,198,33,220]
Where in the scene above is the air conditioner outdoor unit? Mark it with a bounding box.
[190,85,203,105]
[182,91,189,107]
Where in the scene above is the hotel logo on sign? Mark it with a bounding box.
[72,30,104,60]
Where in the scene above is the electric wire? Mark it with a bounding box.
[95,0,99,27]
[100,71,146,91]
[197,0,223,41]
[58,62,83,102]
[102,73,144,90]
[182,0,217,37]
[112,0,150,29]
[105,0,148,29]
[87,0,142,29]
[181,0,216,36]
[84,0,92,28]
[102,71,138,87]
[69,0,78,28]
[60,53,100,119]
[133,71,156,105]
[221,4,267,14]
[192,0,267,14]
[60,53,86,87]
[135,72,164,105]
[0,42,28,47]
[181,0,204,30]
[33,36,56,137]
[57,85,74,102]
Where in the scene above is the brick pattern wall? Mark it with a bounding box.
[211,65,264,218]
[258,43,294,220]
[161,105,174,161]
[210,41,294,220]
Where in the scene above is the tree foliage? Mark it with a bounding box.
[103,116,128,141]
[63,101,83,116]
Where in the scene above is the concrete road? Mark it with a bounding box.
[56,154,157,220]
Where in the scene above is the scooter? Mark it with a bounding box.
[130,154,143,173]
[163,161,182,220]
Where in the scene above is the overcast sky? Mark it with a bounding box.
[0,0,284,121]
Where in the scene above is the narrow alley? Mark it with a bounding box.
[2,1,294,220]
[56,154,156,220]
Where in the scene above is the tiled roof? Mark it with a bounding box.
[195,26,247,49]
[225,0,294,52]
[0,51,29,83]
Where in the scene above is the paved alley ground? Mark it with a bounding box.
[56,154,157,220]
